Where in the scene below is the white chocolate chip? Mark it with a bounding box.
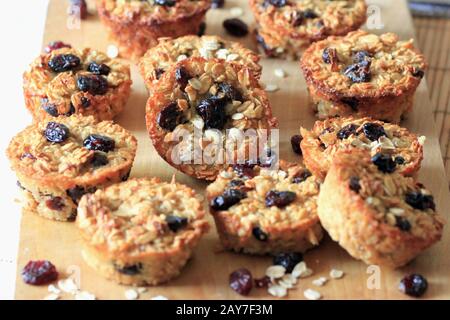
[125,289,139,300]
[304,288,322,300]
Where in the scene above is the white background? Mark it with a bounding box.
[0,0,49,300]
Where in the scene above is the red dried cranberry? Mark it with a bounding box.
[229,268,253,296]
[175,66,191,90]
[290,134,303,155]
[77,74,108,95]
[252,227,269,241]
[273,252,303,273]
[157,102,184,131]
[87,62,111,76]
[211,189,247,211]
[69,0,88,19]
[154,0,176,6]
[405,191,435,211]
[371,153,396,173]
[45,41,71,53]
[45,197,65,211]
[362,123,386,141]
[166,215,188,232]
[349,176,361,193]
[44,122,70,143]
[83,134,115,152]
[292,169,312,184]
[211,0,225,9]
[337,124,358,140]
[196,98,227,129]
[48,54,80,73]
[254,276,271,288]
[22,260,58,285]
[223,18,248,37]
[322,47,338,64]
[265,190,296,208]
[399,274,428,297]
[91,152,109,168]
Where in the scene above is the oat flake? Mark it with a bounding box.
[330,269,345,279]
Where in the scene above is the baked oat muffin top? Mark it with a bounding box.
[24,47,131,118]
[300,117,424,177]
[77,178,209,255]
[139,35,262,87]
[6,115,137,186]
[98,0,211,22]
[301,30,427,99]
[329,149,444,240]
[207,161,320,230]
[250,0,367,40]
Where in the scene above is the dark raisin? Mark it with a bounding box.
[229,179,245,188]
[17,181,26,190]
[343,60,371,83]
[45,197,65,211]
[48,54,80,73]
[166,215,188,232]
[66,186,86,204]
[290,134,303,155]
[196,98,227,129]
[217,82,243,102]
[115,263,142,275]
[353,50,371,63]
[292,11,304,27]
[69,0,88,19]
[371,153,396,173]
[395,216,411,231]
[349,176,361,193]
[175,66,191,90]
[337,124,358,140]
[154,68,165,80]
[266,0,287,7]
[157,102,184,131]
[91,152,109,168]
[273,253,303,273]
[292,170,312,184]
[211,0,225,9]
[252,227,269,241]
[64,103,75,116]
[22,260,58,285]
[211,189,247,211]
[233,163,256,179]
[341,98,359,111]
[45,41,71,53]
[83,134,115,152]
[87,62,111,76]
[44,122,70,143]
[121,170,131,181]
[405,191,436,211]
[80,96,91,108]
[223,18,248,37]
[77,74,108,95]
[21,153,37,160]
[229,268,253,296]
[322,47,338,64]
[256,32,277,58]
[362,123,387,141]
[395,156,405,165]
[303,9,318,19]
[41,99,59,117]
[197,22,207,36]
[154,0,176,6]
[265,190,296,208]
[412,68,425,79]
[399,274,428,297]
[254,276,271,288]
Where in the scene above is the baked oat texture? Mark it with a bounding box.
[300,116,424,181]
[6,115,137,221]
[23,47,132,123]
[96,0,211,60]
[76,178,209,286]
[318,149,444,268]
[300,30,427,122]
[146,57,278,180]
[206,161,323,255]
[139,35,262,91]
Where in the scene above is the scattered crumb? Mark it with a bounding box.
[151,295,169,300]
[58,278,78,294]
[274,68,286,78]
[106,45,119,59]
[48,284,61,294]
[304,288,322,300]
[75,291,96,300]
[43,293,60,300]
[330,269,345,279]
[125,289,139,300]
[312,277,328,287]
[265,84,280,92]
[268,285,288,298]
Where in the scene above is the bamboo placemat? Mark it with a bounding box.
[413,17,450,187]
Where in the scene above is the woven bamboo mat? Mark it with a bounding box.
[413,17,450,187]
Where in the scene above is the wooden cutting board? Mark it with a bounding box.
[14,0,450,300]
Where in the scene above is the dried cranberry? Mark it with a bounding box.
[273,252,303,273]
[362,123,386,141]
[223,18,248,37]
[322,47,338,64]
[343,60,371,83]
[217,83,243,102]
[87,62,111,76]
[265,190,296,208]
[395,216,411,231]
[154,68,165,80]
[266,0,287,7]
[211,189,247,211]
[252,227,269,241]
[45,41,71,53]
[233,163,256,179]
[45,197,65,211]
[115,263,142,275]
[399,274,428,297]
[44,122,70,143]
[41,99,59,117]
[395,156,405,165]
[337,124,358,140]
[290,134,303,155]
[254,276,271,288]
[83,134,115,152]
[91,152,109,168]
[349,176,361,193]
[292,170,312,184]
[292,11,304,27]
[197,22,207,36]
[371,153,396,173]
[405,191,436,211]
[69,0,88,19]
[211,0,225,9]
[175,66,191,90]
[158,102,184,131]
[353,50,372,63]
[154,0,176,6]
[412,68,425,79]
[66,186,96,204]
[48,54,80,73]
[196,98,227,129]
[229,268,253,296]
[166,215,188,232]
[77,74,108,95]
[22,260,58,285]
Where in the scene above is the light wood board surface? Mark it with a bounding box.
[14,0,450,299]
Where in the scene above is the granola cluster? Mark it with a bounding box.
[23,47,132,122]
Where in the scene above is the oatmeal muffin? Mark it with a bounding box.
[318,149,444,268]
[206,161,323,255]
[139,35,262,91]
[76,178,209,285]
[146,57,278,180]
[250,0,367,59]
[300,117,425,181]
[23,47,132,123]
[95,0,211,60]
[6,115,137,222]
[300,30,427,122]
